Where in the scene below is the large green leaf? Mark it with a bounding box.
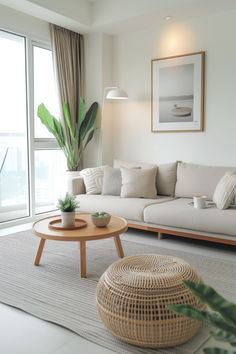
[78,97,85,128]
[52,116,65,148]
[79,102,98,141]
[211,330,236,347]
[167,304,236,335]
[37,103,65,148]
[37,99,97,171]
[37,103,56,134]
[203,348,236,354]
[183,281,236,326]
[83,129,94,150]
[63,102,74,139]
[75,97,86,140]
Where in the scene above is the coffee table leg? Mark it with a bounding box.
[114,235,124,258]
[34,238,46,266]
[80,241,86,278]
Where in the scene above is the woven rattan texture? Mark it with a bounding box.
[96,254,204,348]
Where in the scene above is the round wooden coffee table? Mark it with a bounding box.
[33,213,128,278]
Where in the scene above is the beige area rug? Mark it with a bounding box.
[0,231,235,354]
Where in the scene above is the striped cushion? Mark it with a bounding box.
[80,166,104,195]
[213,171,236,209]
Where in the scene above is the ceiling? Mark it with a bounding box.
[0,0,236,34]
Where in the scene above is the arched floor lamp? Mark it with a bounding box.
[98,86,128,165]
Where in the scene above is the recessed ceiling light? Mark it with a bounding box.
[164,16,172,21]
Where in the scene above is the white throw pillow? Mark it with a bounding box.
[120,167,157,198]
[213,171,236,210]
[80,166,104,195]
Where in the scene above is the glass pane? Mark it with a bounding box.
[35,150,67,214]
[0,30,29,223]
[33,46,60,138]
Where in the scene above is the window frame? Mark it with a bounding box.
[0,28,30,222]
[0,31,62,228]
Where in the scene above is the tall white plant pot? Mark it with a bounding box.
[61,211,75,227]
[67,171,80,194]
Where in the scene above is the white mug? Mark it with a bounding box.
[193,196,207,209]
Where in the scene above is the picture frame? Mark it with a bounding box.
[151,51,205,133]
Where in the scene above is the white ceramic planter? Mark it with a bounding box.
[66,171,81,194]
[66,171,81,179]
[61,211,75,227]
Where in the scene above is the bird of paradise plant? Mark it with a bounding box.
[37,98,98,171]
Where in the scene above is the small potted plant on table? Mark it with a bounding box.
[57,193,79,227]
[91,212,111,227]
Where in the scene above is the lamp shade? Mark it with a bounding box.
[106,87,128,100]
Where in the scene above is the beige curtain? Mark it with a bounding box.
[50,23,84,131]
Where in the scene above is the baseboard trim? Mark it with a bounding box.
[127,223,236,246]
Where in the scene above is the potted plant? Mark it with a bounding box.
[91,212,111,227]
[168,281,236,354]
[37,98,98,172]
[57,193,79,227]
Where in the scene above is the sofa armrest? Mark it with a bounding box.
[68,176,86,195]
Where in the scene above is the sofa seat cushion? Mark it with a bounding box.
[144,198,236,236]
[76,194,173,222]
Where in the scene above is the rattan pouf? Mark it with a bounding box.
[96,254,204,348]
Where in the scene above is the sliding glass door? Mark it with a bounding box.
[0,30,29,222]
[0,29,67,225]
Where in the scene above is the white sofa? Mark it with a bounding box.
[68,161,236,246]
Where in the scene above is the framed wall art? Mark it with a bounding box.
[151,51,205,132]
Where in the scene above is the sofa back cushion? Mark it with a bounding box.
[156,162,178,196]
[175,162,236,200]
[113,159,177,196]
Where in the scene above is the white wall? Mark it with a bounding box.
[0,4,50,42]
[112,9,236,166]
[0,0,91,33]
[28,0,91,25]
[2,4,236,169]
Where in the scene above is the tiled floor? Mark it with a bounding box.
[0,223,235,354]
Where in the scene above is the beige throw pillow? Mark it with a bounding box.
[213,171,236,210]
[120,167,157,198]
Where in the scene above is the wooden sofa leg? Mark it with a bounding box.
[158,232,163,240]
